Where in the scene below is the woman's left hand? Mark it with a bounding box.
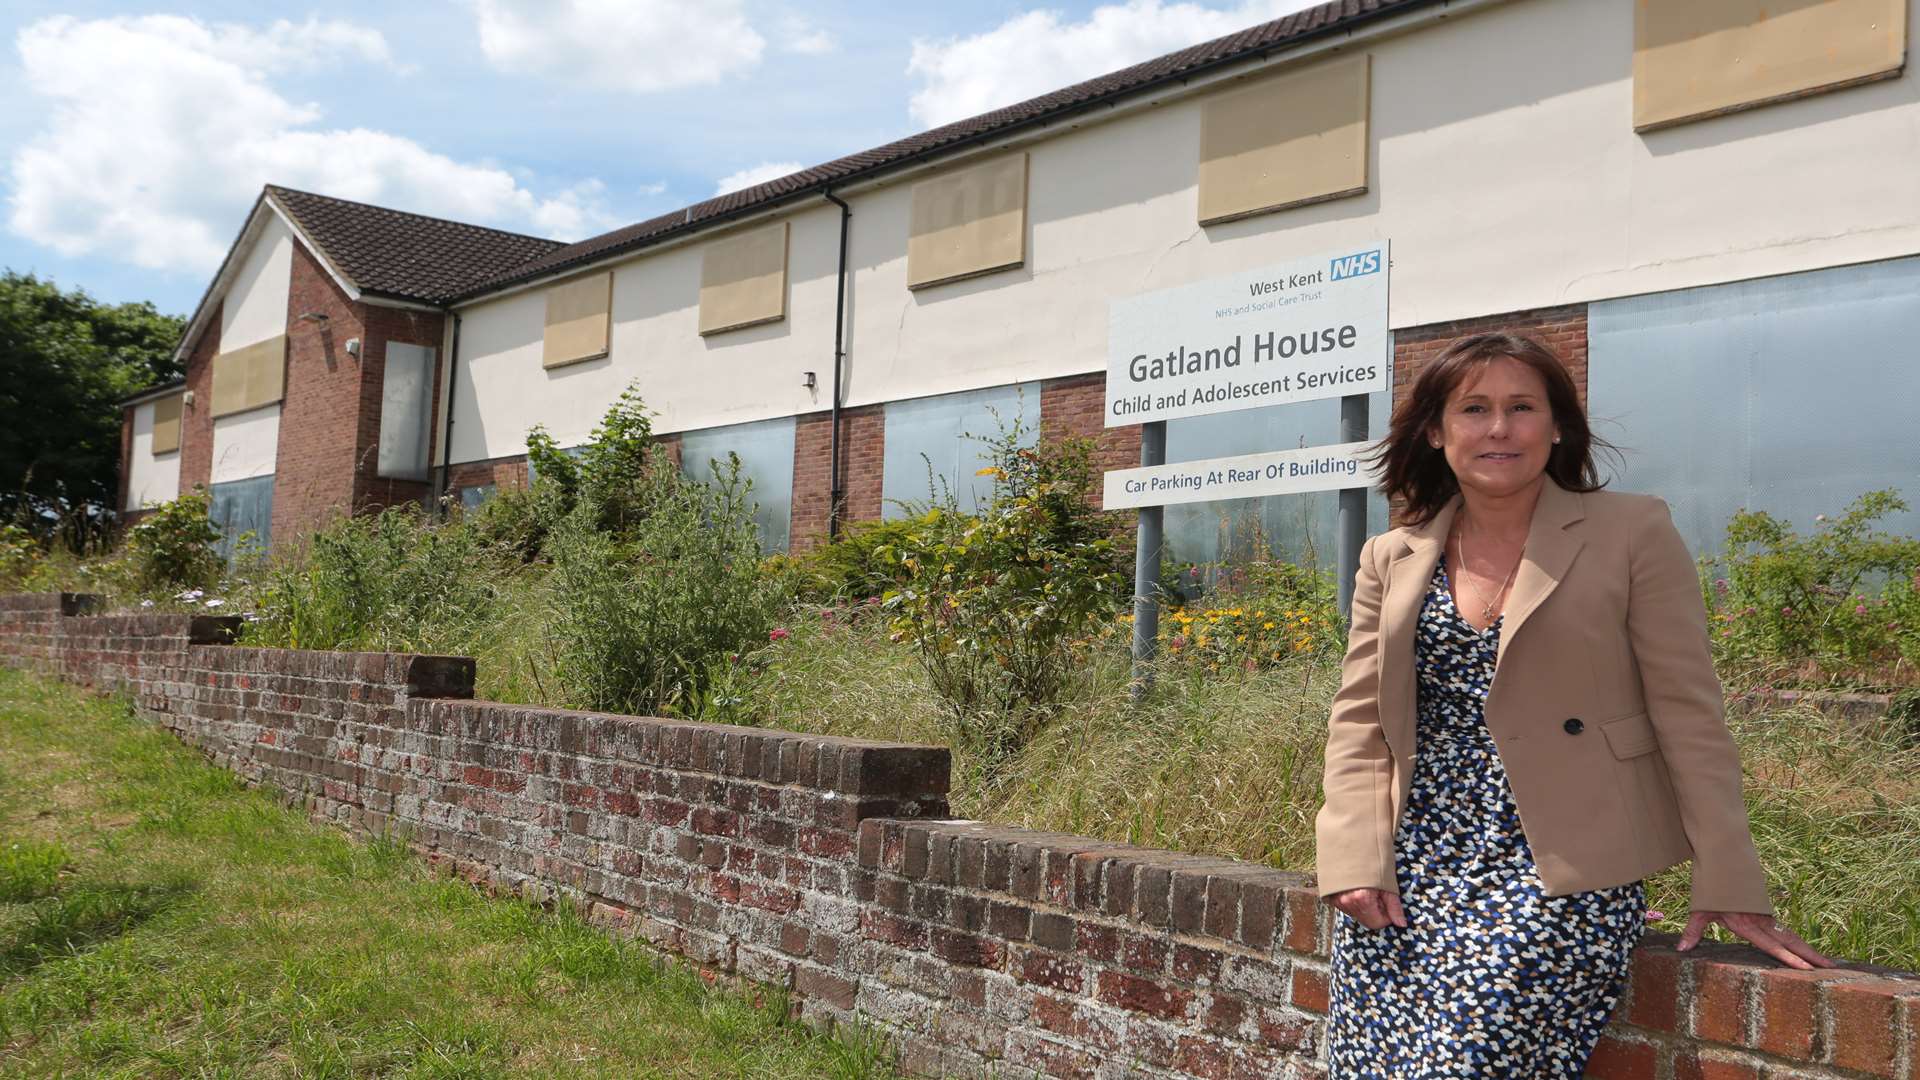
[1676,910,1837,970]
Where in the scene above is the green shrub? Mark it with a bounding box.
[0,524,39,591]
[239,505,508,653]
[1705,490,1920,687]
[120,490,223,598]
[546,454,791,716]
[466,482,570,562]
[526,383,662,539]
[882,424,1128,776]
[786,515,927,602]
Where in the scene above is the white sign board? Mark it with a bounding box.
[1106,242,1389,427]
[1103,441,1375,511]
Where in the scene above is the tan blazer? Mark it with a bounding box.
[1314,480,1773,915]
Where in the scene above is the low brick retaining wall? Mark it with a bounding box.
[2,592,1916,1079]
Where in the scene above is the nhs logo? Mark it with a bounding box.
[1329,249,1383,281]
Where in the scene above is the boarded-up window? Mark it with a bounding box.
[377,342,435,480]
[1198,53,1370,226]
[907,154,1028,290]
[700,222,790,335]
[1634,0,1907,132]
[150,393,183,455]
[543,272,613,369]
[209,335,286,418]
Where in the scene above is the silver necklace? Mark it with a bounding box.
[1456,518,1521,626]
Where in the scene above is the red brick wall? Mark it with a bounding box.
[177,304,219,493]
[1391,303,1589,417]
[271,243,367,546]
[789,404,884,553]
[7,597,1915,1080]
[1039,373,1143,511]
[445,455,530,498]
[117,407,134,515]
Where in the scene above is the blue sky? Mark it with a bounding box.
[0,1,1318,314]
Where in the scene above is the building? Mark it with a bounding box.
[122,0,1920,566]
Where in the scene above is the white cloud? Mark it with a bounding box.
[714,162,805,196]
[7,14,617,275]
[907,0,1325,129]
[470,0,765,93]
[778,16,835,55]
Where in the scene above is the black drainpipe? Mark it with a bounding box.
[823,190,851,539]
[433,312,463,516]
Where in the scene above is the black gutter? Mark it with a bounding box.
[432,312,464,515]
[448,0,1441,305]
[823,190,852,539]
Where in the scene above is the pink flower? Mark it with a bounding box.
[1645,910,1666,923]
[1780,606,1794,616]
[769,628,790,642]
[1856,604,1869,616]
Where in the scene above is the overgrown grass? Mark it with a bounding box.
[0,667,897,1079]
[732,608,1920,971]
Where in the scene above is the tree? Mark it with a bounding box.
[0,271,184,550]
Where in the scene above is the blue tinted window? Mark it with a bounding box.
[881,383,1040,518]
[677,416,796,553]
[1589,257,1920,554]
[208,476,273,562]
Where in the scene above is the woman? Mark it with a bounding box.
[1315,332,1832,1077]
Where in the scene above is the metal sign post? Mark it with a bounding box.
[1336,393,1369,618]
[1129,421,1166,697]
[1103,242,1391,681]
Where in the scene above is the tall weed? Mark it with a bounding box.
[240,506,512,653]
[546,454,790,716]
[881,424,1127,778]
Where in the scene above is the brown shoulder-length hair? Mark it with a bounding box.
[1370,332,1611,525]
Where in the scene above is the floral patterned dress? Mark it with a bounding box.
[1326,557,1646,1078]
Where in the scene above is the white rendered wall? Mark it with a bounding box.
[124,401,181,510]
[210,406,281,484]
[445,0,1920,465]
[221,214,294,351]
[208,212,292,482]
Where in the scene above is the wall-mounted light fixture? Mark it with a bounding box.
[297,311,329,325]
[803,371,817,391]
[345,338,362,357]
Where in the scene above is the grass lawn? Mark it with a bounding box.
[0,667,898,1080]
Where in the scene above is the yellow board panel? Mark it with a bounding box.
[543,272,613,369]
[150,393,182,455]
[1198,53,1370,226]
[907,153,1028,290]
[1634,0,1907,132]
[210,335,286,418]
[699,221,790,336]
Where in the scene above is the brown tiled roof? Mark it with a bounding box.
[266,186,566,304]
[455,0,1437,301]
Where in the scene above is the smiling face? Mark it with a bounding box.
[1428,355,1561,502]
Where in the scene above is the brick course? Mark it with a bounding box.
[5,592,1915,1079]
[178,302,220,493]
[274,243,450,545]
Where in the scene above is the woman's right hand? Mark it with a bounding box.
[1329,888,1409,931]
